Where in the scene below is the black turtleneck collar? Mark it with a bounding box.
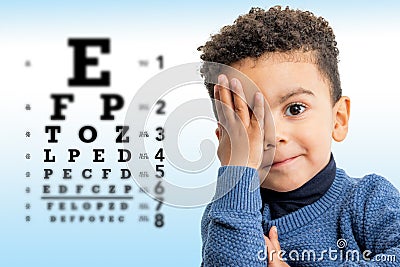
[260,153,336,220]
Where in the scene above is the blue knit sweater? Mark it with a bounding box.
[200,166,400,266]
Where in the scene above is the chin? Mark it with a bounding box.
[260,174,305,192]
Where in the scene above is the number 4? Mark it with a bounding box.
[155,148,165,162]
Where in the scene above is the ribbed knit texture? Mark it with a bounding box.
[201,166,400,266]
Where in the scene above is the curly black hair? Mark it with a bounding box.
[198,5,341,119]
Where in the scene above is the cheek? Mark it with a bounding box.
[301,111,333,151]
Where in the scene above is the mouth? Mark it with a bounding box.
[269,155,300,168]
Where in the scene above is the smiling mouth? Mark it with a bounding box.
[270,156,299,168]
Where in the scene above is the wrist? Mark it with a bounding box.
[220,161,260,170]
[212,166,261,212]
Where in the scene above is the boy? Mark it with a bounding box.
[198,6,400,266]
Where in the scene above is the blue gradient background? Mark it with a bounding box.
[1,1,400,266]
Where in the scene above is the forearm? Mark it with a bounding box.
[201,166,267,267]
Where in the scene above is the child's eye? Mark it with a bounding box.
[284,103,307,116]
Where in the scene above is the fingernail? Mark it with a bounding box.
[256,92,263,100]
[218,75,224,85]
[274,226,278,234]
[231,78,236,88]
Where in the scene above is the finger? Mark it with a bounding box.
[217,74,235,121]
[231,78,250,127]
[263,235,277,263]
[269,226,281,251]
[214,84,226,126]
[214,86,230,143]
[250,92,265,130]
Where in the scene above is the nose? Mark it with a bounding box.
[273,116,288,145]
[264,114,286,150]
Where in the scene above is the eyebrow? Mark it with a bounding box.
[279,87,315,104]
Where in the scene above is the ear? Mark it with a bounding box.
[332,96,350,142]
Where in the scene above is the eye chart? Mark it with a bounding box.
[6,35,221,264]
[1,1,400,267]
[2,7,221,265]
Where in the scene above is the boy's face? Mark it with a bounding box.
[219,52,350,192]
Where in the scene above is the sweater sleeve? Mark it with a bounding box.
[200,166,267,267]
[339,174,400,266]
